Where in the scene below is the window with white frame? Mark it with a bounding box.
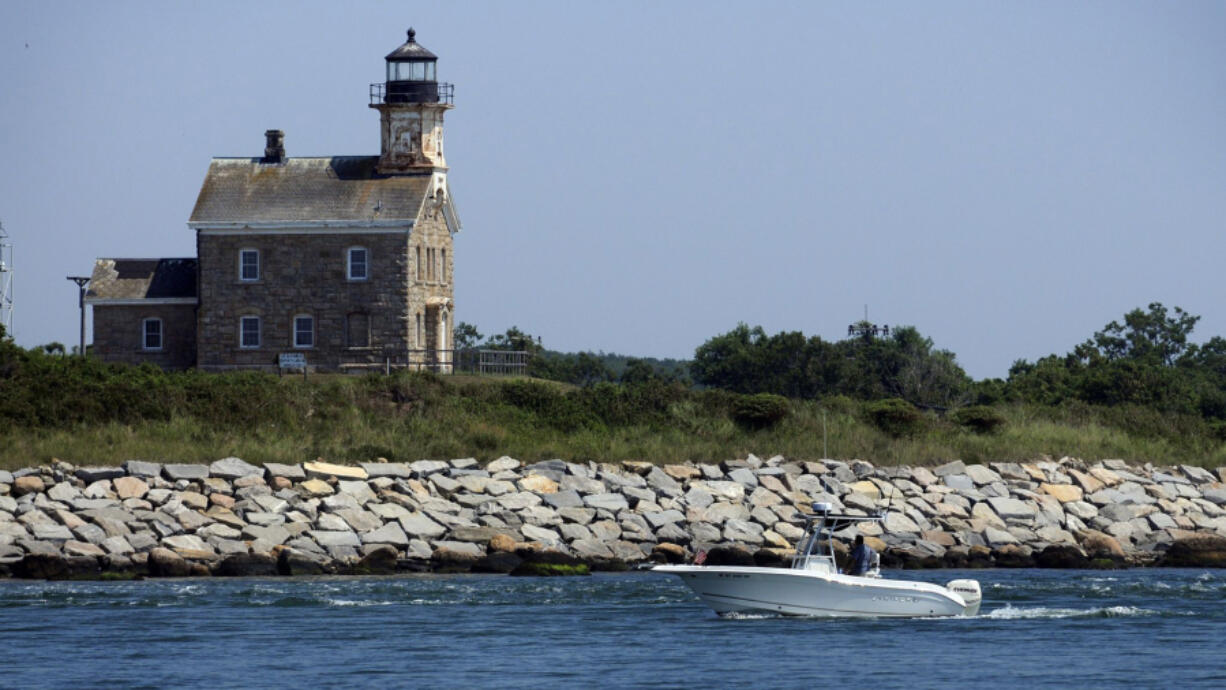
[293,315,314,349]
[347,247,369,281]
[239,249,260,281]
[142,318,163,351]
[240,316,261,348]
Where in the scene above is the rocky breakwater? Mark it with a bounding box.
[2,455,1226,580]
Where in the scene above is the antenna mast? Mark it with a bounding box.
[0,221,12,336]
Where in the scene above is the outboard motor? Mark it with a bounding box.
[946,579,982,616]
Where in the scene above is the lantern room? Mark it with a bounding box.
[383,28,440,104]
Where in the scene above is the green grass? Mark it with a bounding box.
[1,368,1224,472]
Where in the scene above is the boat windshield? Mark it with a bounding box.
[792,504,884,572]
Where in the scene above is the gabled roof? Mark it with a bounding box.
[86,258,197,303]
[188,157,432,227]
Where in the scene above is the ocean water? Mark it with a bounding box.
[1,568,1223,689]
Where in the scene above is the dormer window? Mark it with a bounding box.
[348,247,369,281]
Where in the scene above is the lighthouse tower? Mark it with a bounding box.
[370,28,453,177]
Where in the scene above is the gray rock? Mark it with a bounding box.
[198,523,242,540]
[32,523,74,542]
[242,524,290,545]
[368,503,412,521]
[245,512,286,527]
[652,522,686,544]
[71,523,107,545]
[163,534,212,553]
[987,497,1036,521]
[359,462,412,478]
[47,482,81,503]
[558,507,596,525]
[541,489,584,509]
[75,467,125,483]
[162,464,210,481]
[943,474,975,491]
[410,460,450,477]
[883,512,921,534]
[309,530,361,548]
[264,462,306,480]
[430,474,461,496]
[486,457,521,473]
[570,538,614,560]
[723,519,765,544]
[521,524,562,546]
[334,509,382,533]
[982,526,1020,546]
[398,512,447,539]
[584,493,629,512]
[101,536,134,555]
[1100,503,1141,523]
[210,457,261,479]
[361,522,410,547]
[645,467,681,492]
[122,460,163,478]
[933,460,967,477]
[964,464,1002,485]
[1065,501,1099,520]
[643,510,685,529]
[431,540,483,558]
[1202,488,1226,506]
[128,532,158,552]
[558,523,593,542]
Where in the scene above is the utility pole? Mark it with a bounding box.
[66,276,90,356]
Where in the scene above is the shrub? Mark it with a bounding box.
[732,393,790,430]
[950,405,1007,434]
[865,398,925,437]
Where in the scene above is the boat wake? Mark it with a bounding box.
[984,604,1155,620]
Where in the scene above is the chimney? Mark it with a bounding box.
[261,129,286,164]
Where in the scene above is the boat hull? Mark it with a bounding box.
[655,565,973,618]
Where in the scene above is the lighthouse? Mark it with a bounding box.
[370,27,454,175]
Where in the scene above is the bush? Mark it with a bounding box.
[950,405,1007,434]
[864,398,925,437]
[732,393,790,430]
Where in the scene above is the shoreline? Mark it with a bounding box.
[3,454,1225,580]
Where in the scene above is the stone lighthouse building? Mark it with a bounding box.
[86,29,461,371]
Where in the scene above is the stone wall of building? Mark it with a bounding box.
[407,205,456,366]
[196,231,412,370]
[92,304,197,370]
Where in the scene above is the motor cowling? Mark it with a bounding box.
[946,579,982,615]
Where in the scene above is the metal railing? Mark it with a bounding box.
[339,348,528,376]
[369,82,455,106]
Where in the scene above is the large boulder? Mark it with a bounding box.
[147,547,192,577]
[1159,535,1226,567]
[1035,544,1089,569]
[217,553,278,576]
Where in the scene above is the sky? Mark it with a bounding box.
[1,1,1223,379]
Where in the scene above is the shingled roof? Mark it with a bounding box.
[188,157,433,226]
[86,258,198,302]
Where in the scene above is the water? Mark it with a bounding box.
[1,569,1223,688]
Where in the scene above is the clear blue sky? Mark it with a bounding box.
[2,1,1223,379]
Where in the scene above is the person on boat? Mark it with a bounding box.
[846,535,875,576]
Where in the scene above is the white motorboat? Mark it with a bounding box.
[655,502,981,618]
